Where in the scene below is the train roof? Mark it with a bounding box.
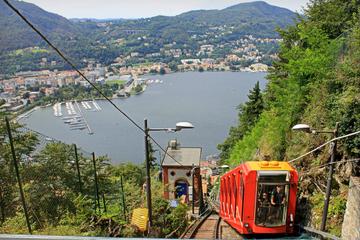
[244,161,295,171]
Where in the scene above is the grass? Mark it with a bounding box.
[10,47,49,56]
[105,80,126,85]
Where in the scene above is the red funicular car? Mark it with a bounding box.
[219,161,298,235]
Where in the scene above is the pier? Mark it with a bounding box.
[74,101,93,135]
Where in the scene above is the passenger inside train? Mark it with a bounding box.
[255,183,288,227]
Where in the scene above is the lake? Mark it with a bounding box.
[19,71,267,164]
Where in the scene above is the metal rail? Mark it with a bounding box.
[181,208,213,239]
[214,215,222,239]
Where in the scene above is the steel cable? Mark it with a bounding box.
[3,0,184,166]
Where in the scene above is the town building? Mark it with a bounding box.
[161,140,202,204]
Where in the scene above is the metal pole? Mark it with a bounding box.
[144,119,153,228]
[73,144,83,194]
[5,117,32,234]
[102,193,107,213]
[320,122,339,231]
[192,164,195,215]
[120,175,127,221]
[198,172,204,214]
[92,152,101,211]
[0,187,5,223]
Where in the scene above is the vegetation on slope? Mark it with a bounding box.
[219,0,360,236]
[0,0,297,74]
[0,120,188,237]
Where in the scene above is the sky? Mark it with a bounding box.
[22,0,310,19]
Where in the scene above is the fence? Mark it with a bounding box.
[0,117,129,235]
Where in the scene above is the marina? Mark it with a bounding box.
[74,100,93,134]
[52,100,101,134]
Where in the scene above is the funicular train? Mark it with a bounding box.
[219,161,298,235]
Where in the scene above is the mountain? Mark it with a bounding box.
[0,1,297,74]
[116,1,296,37]
[178,1,295,27]
[0,0,84,52]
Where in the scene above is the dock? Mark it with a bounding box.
[74,101,93,135]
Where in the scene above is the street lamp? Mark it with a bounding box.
[292,122,339,231]
[144,119,194,229]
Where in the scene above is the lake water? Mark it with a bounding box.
[20,71,267,164]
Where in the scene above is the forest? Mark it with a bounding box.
[0,118,188,237]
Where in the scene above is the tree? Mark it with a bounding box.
[148,141,157,168]
[238,81,264,134]
[134,84,143,93]
[0,119,38,224]
[306,0,360,39]
[159,68,166,75]
[111,83,119,91]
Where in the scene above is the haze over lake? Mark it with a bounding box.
[20,72,267,164]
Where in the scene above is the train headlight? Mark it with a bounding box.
[289,213,294,227]
[244,223,249,228]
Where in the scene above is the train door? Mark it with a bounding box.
[255,171,290,227]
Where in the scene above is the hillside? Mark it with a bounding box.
[0,0,84,52]
[177,1,295,31]
[109,1,296,40]
[0,1,297,74]
[218,0,360,236]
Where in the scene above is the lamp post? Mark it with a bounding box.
[292,122,339,231]
[144,119,194,228]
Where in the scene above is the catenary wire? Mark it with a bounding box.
[3,0,183,166]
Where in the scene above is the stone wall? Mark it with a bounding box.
[341,176,360,240]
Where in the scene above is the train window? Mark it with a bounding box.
[255,171,289,227]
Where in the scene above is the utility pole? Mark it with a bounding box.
[142,119,194,228]
[321,122,339,231]
[5,117,32,234]
[73,144,83,194]
[144,119,153,228]
[192,164,195,215]
[120,175,127,221]
[92,152,101,212]
[102,193,107,213]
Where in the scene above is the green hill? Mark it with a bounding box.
[219,0,360,236]
[0,0,297,74]
[0,0,83,52]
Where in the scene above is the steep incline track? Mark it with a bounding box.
[181,211,243,239]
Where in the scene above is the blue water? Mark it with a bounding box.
[20,71,267,164]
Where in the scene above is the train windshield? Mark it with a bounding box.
[255,171,289,227]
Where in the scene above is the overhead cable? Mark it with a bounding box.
[3,0,183,166]
[289,130,360,163]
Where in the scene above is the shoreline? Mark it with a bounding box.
[14,71,267,120]
[139,68,268,78]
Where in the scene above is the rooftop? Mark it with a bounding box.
[162,146,201,167]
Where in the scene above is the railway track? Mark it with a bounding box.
[181,210,242,239]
